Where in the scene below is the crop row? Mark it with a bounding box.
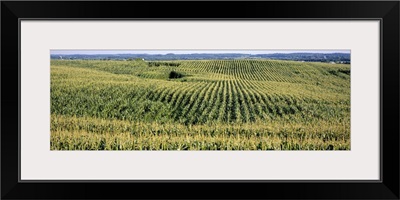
[50,59,350,150]
[51,65,350,125]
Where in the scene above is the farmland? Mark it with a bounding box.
[50,59,350,150]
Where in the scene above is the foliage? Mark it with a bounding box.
[169,71,184,79]
[50,59,350,150]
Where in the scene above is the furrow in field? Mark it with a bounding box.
[187,81,217,124]
[174,83,205,110]
[228,79,238,123]
[215,80,227,122]
[235,79,256,122]
[170,81,204,119]
[200,80,223,123]
[180,81,213,123]
[251,61,268,81]
[195,79,219,123]
[231,80,249,123]
[241,79,266,121]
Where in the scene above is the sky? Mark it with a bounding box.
[51,50,350,55]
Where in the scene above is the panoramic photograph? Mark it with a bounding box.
[50,50,350,150]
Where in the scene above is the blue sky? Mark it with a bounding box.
[51,50,350,55]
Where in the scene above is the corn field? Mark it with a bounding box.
[50,59,350,150]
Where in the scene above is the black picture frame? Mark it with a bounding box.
[2,1,399,199]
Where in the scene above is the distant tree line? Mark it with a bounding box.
[148,62,181,67]
[50,53,350,63]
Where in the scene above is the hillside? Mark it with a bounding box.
[50,59,350,150]
[50,52,350,63]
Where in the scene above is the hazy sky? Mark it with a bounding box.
[51,50,350,55]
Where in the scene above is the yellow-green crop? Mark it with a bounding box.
[51,59,350,150]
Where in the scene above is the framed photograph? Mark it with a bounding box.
[2,1,399,199]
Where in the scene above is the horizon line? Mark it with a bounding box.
[51,50,351,55]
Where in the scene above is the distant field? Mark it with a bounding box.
[50,59,350,150]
